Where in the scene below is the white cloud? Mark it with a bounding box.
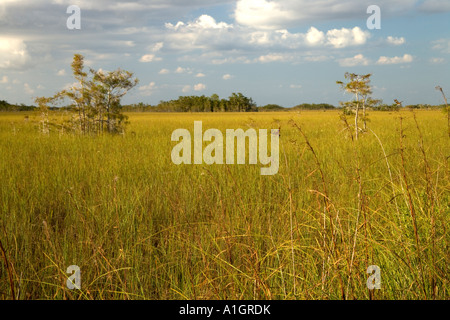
[290,84,302,89]
[305,27,325,46]
[139,81,157,96]
[175,66,193,74]
[0,76,8,84]
[165,14,234,51]
[182,85,191,93]
[235,0,295,29]
[194,83,206,91]
[24,83,34,95]
[159,68,170,75]
[222,74,233,80]
[164,14,371,57]
[234,0,417,29]
[387,36,406,45]
[149,42,164,52]
[377,54,413,65]
[326,27,369,48]
[430,57,445,64]
[0,37,30,70]
[175,67,186,73]
[57,69,66,76]
[338,54,370,67]
[432,39,450,53]
[166,14,232,31]
[258,53,292,63]
[196,73,206,78]
[139,54,162,62]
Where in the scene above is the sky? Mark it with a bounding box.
[0,0,449,108]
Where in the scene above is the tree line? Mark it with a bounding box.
[0,100,36,112]
[122,93,258,113]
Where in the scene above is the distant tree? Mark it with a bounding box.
[259,104,285,112]
[210,94,220,112]
[337,73,373,140]
[292,103,336,110]
[228,93,256,112]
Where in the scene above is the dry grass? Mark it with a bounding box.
[0,110,448,300]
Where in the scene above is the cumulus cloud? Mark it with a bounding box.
[338,54,370,67]
[57,69,66,76]
[0,76,8,84]
[175,66,193,74]
[23,83,34,95]
[159,68,170,74]
[139,54,162,62]
[432,39,450,53]
[166,14,232,32]
[222,74,233,80]
[194,83,206,91]
[165,14,235,51]
[234,0,417,29]
[326,27,369,48]
[430,57,445,64]
[290,84,302,89]
[377,54,413,65]
[305,27,325,46]
[196,73,206,77]
[165,14,370,54]
[0,37,31,70]
[139,81,157,96]
[258,53,293,63]
[234,0,296,29]
[387,36,406,45]
[149,42,164,52]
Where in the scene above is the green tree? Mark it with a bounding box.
[90,68,139,133]
[337,73,373,139]
[37,54,138,135]
[228,92,256,112]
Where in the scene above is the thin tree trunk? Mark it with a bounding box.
[355,93,360,140]
[363,100,367,131]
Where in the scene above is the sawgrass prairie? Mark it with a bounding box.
[0,110,448,300]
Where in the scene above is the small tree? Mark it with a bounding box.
[34,97,52,134]
[435,86,449,138]
[37,54,138,135]
[337,73,373,140]
[90,68,138,133]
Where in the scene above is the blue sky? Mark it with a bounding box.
[0,0,449,107]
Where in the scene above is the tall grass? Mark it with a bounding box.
[0,110,448,300]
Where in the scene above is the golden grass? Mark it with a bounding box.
[0,110,448,300]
